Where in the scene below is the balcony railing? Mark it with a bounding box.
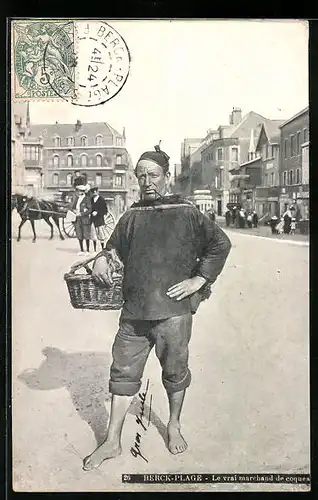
[24,160,43,170]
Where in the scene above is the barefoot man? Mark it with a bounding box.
[83,145,232,470]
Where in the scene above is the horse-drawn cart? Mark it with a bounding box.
[12,190,116,243]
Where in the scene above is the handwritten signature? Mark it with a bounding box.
[130,379,152,463]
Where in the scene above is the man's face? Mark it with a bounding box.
[75,172,80,177]
[135,160,170,200]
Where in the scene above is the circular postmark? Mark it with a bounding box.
[45,21,131,107]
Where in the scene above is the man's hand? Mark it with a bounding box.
[92,255,113,287]
[92,211,98,216]
[166,276,207,301]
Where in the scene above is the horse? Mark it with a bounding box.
[11,193,65,243]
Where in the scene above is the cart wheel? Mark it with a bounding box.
[104,212,116,239]
[63,218,77,238]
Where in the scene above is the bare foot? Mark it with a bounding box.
[167,424,188,455]
[83,440,122,470]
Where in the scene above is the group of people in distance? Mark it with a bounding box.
[69,183,109,256]
[225,206,258,229]
[269,206,297,235]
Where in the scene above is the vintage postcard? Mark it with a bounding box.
[10,19,310,493]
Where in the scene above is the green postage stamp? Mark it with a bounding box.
[11,19,131,106]
[12,20,77,101]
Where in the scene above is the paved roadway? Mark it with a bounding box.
[11,213,310,493]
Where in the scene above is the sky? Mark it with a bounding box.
[29,19,309,169]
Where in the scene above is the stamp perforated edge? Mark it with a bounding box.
[11,19,74,103]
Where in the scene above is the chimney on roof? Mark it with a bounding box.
[75,119,82,132]
[229,107,242,126]
[122,126,126,139]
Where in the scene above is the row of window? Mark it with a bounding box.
[284,128,309,158]
[263,172,278,187]
[51,173,124,187]
[53,135,124,148]
[262,144,277,159]
[23,145,41,161]
[204,147,239,163]
[202,130,309,165]
[52,154,123,168]
[282,169,301,186]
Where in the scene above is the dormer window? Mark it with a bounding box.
[53,136,61,147]
[95,135,103,146]
[81,135,87,146]
[67,136,75,147]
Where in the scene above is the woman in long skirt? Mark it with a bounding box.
[90,186,109,251]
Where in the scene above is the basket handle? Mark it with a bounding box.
[69,255,98,274]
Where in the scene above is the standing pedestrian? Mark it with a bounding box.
[90,186,109,252]
[70,185,92,255]
[269,215,279,234]
[290,217,296,235]
[232,206,237,225]
[82,145,231,470]
[225,209,231,227]
[239,208,246,228]
[246,213,253,228]
[283,208,292,234]
[252,210,258,228]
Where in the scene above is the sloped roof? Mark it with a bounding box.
[279,106,309,128]
[262,120,286,143]
[255,119,286,149]
[29,121,121,142]
[229,111,268,138]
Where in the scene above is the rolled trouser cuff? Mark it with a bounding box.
[109,380,141,396]
[162,369,192,394]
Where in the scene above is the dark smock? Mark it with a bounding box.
[105,196,232,321]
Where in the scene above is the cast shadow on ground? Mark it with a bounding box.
[55,247,80,254]
[18,347,168,449]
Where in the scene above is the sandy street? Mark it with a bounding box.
[11,216,310,492]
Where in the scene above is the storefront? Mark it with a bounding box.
[188,189,214,213]
[255,187,280,218]
[279,185,309,221]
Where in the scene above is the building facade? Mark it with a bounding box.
[176,138,204,195]
[12,107,26,194]
[29,120,139,218]
[202,136,240,215]
[174,130,219,198]
[12,102,43,197]
[201,108,283,214]
[22,137,44,197]
[279,107,309,219]
[253,121,283,218]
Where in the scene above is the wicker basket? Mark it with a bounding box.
[64,255,124,310]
